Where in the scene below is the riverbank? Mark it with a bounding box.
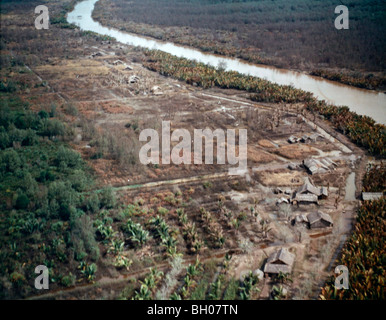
[92,0,386,92]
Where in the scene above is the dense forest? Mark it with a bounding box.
[94,0,386,74]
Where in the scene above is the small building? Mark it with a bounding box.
[291,193,318,205]
[91,52,103,58]
[288,135,300,144]
[112,59,124,65]
[362,192,383,201]
[320,187,329,199]
[303,158,336,175]
[276,197,290,205]
[297,181,321,197]
[151,85,164,95]
[288,163,298,170]
[291,214,308,226]
[301,133,323,143]
[296,181,328,200]
[307,211,333,229]
[264,248,295,276]
[129,75,140,83]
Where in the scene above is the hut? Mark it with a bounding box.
[296,181,328,200]
[288,135,300,144]
[291,214,308,226]
[291,193,318,205]
[264,248,295,276]
[297,181,321,197]
[303,158,336,175]
[307,211,333,229]
[319,187,329,199]
[301,133,323,143]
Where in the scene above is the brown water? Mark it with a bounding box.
[68,0,386,124]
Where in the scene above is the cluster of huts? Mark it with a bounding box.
[275,180,328,206]
[291,211,333,229]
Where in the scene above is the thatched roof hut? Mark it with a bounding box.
[264,248,295,275]
[307,211,333,229]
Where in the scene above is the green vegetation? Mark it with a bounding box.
[125,218,150,247]
[321,164,385,300]
[132,268,164,300]
[238,271,260,300]
[310,70,386,91]
[0,95,105,298]
[144,50,311,103]
[306,100,385,157]
[362,163,386,193]
[321,198,385,300]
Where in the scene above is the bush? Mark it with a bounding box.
[54,146,82,169]
[61,273,76,287]
[15,192,29,210]
[38,110,49,119]
[0,149,22,174]
[64,103,78,116]
[86,193,100,214]
[99,186,116,209]
[39,118,65,138]
[71,215,100,262]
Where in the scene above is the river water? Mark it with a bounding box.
[68,0,386,124]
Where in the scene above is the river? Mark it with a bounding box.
[67,0,386,124]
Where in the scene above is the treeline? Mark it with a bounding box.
[94,0,386,74]
[320,198,385,299]
[143,49,385,157]
[143,50,312,103]
[0,95,116,298]
[310,70,386,91]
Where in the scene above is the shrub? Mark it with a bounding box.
[54,146,82,169]
[15,192,29,210]
[86,193,100,213]
[71,215,100,262]
[61,273,76,287]
[0,149,22,173]
[157,206,169,215]
[64,103,78,116]
[39,118,65,138]
[99,186,116,209]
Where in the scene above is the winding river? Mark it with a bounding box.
[68,0,386,124]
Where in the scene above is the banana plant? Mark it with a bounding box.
[133,284,151,300]
[80,263,97,282]
[130,228,149,246]
[170,292,182,300]
[108,238,124,255]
